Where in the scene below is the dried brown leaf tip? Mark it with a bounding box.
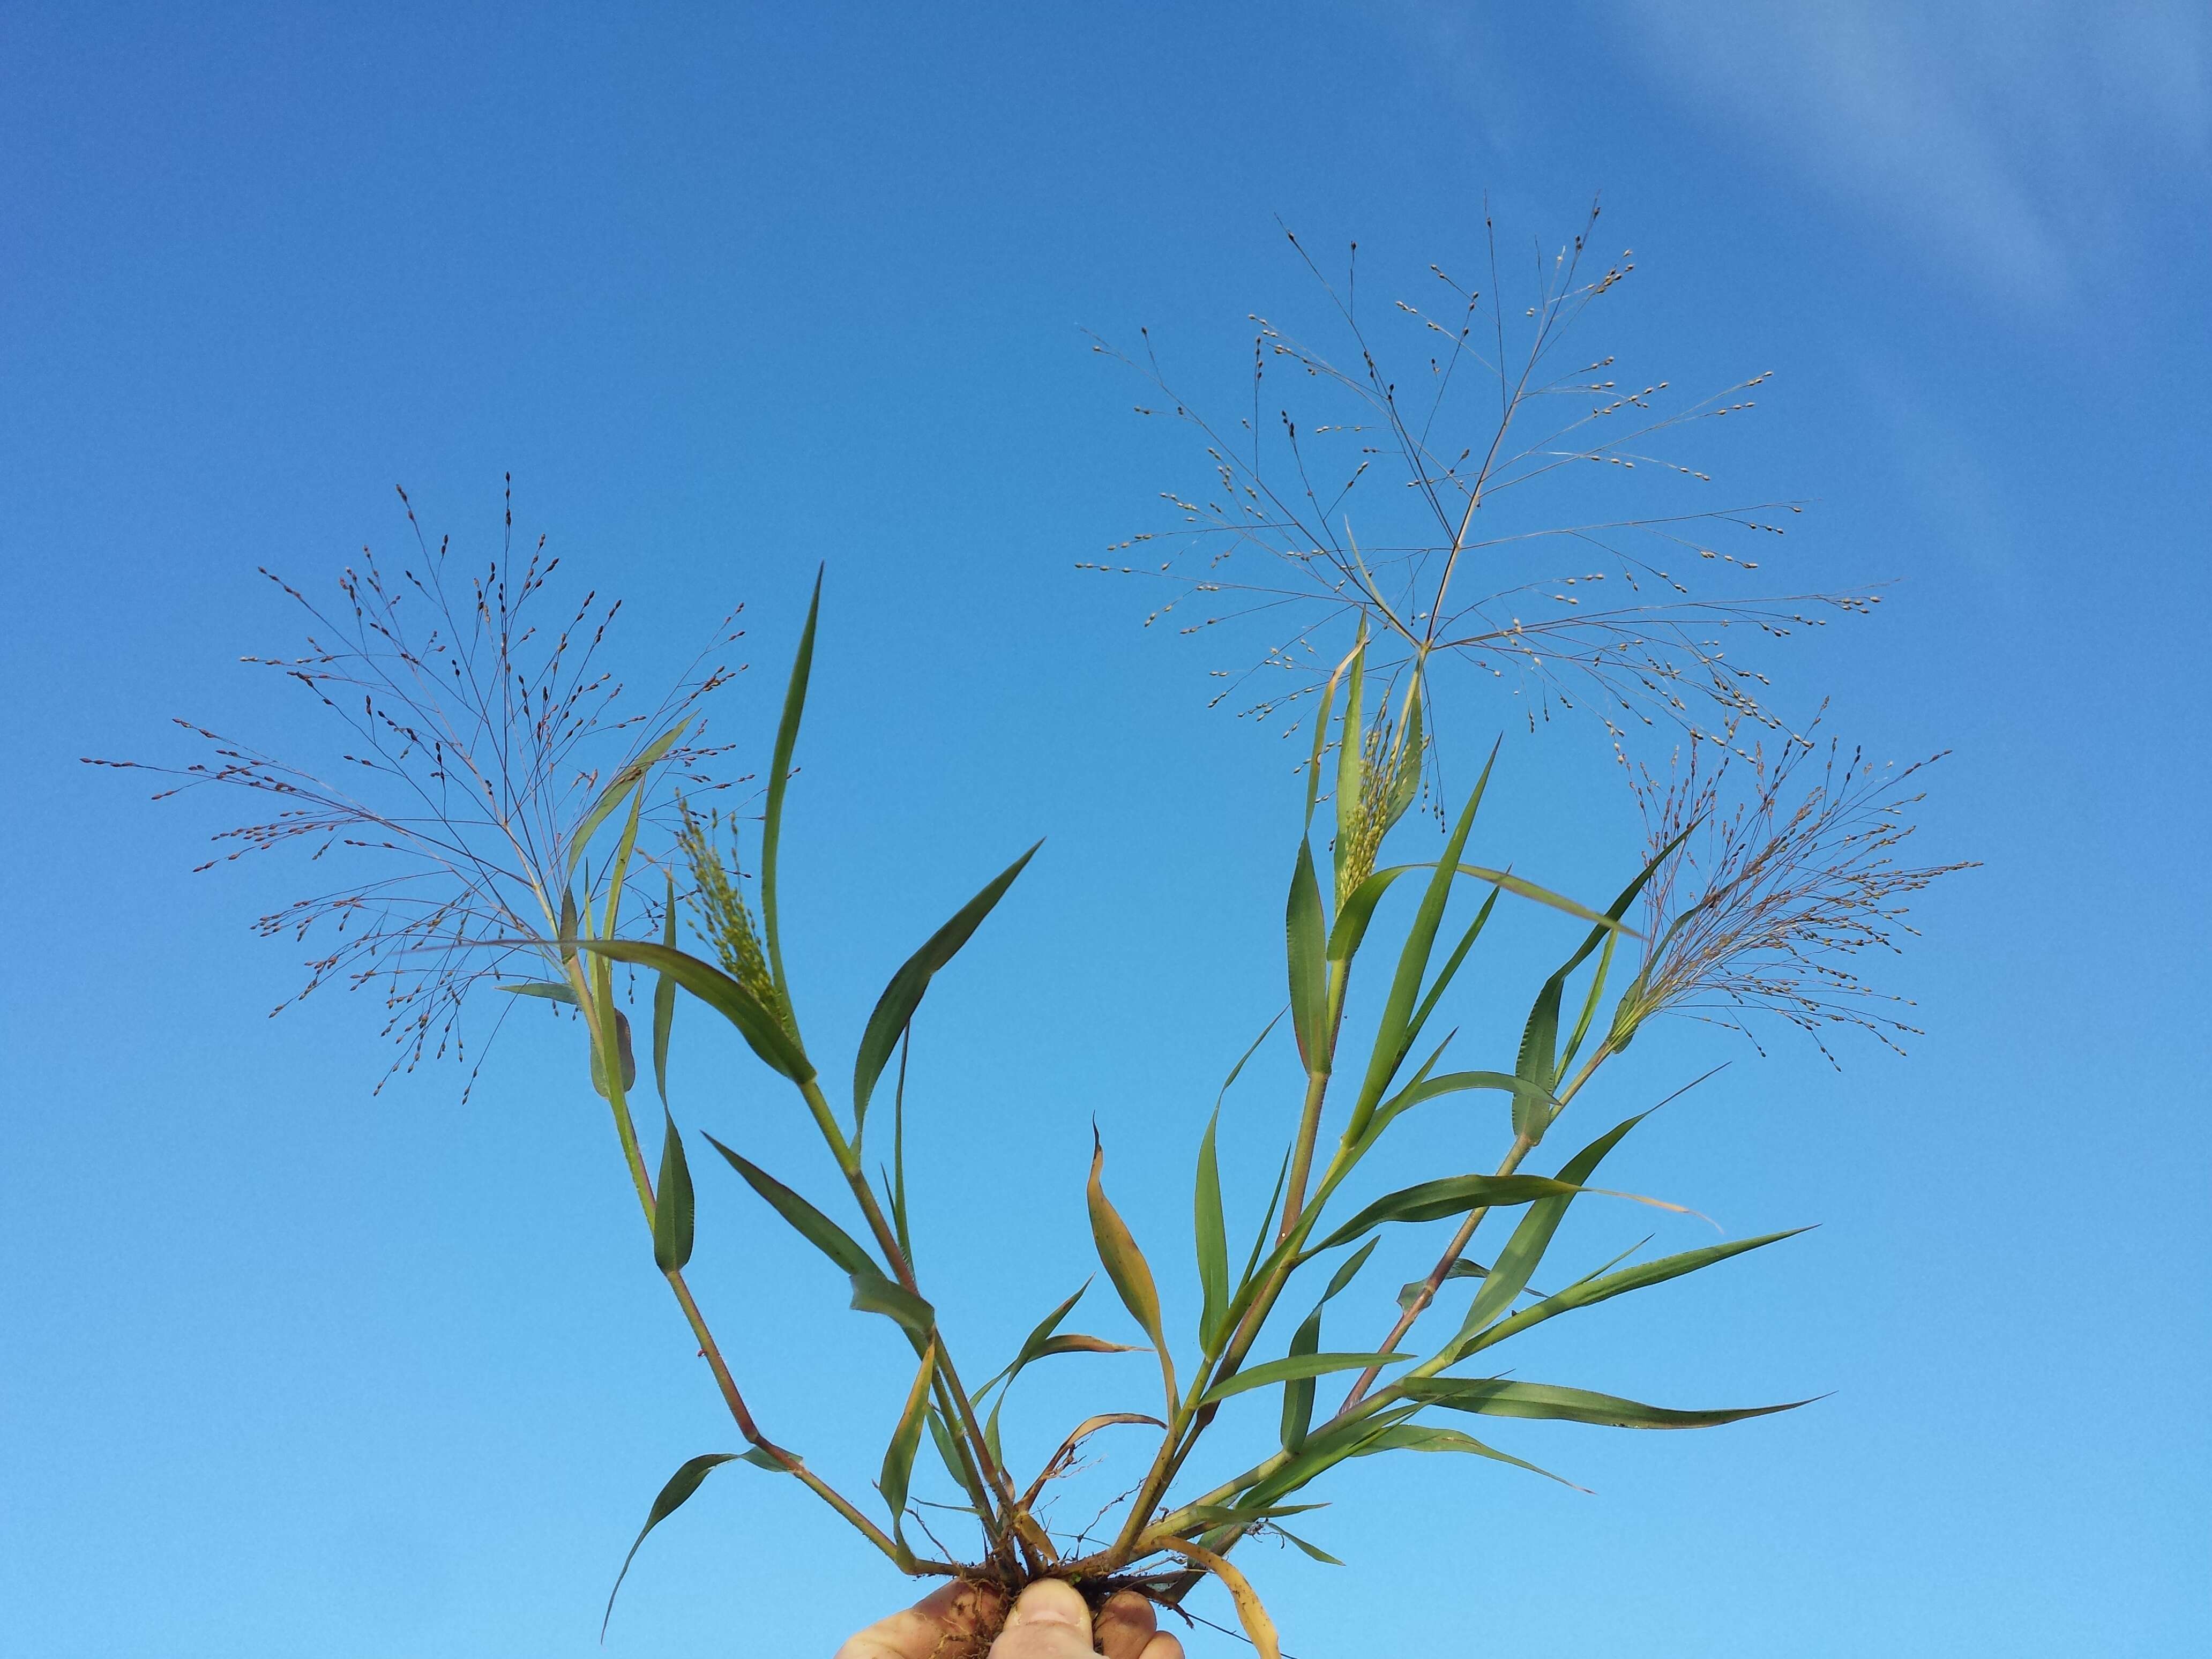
[85,477,747,1093]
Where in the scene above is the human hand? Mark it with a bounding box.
[835,1578,1184,1659]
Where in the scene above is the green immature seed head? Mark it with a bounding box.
[674,799,784,1026]
[1335,682,1424,910]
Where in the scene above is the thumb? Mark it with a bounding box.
[989,1580,1096,1659]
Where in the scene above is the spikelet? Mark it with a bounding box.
[1334,684,1424,908]
[674,797,784,1026]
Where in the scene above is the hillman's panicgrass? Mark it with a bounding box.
[103,228,1964,1657]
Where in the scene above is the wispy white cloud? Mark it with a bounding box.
[1601,0,2211,308]
[1376,1,2209,308]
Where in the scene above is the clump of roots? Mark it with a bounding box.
[919,1571,1187,1659]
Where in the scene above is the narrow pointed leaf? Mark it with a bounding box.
[1286,841,1329,1072]
[1458,1112,1648,1342]
[1242,1401,1423,1510]
[760,572,820,1004]
[1401,1377,1814,1430]
[1088,1133,1175,1407]
[925,1406,985,1507]
[1178,1500,1328,1528]
[579,940,811,1082]
[1350,1423,1588,1489]
[1559,931,1617,1078]
[1456,864,1640,933]
[498,980,577,1005]
[1195,1106,1228,1351]
[879,1337,938,1542]
[571,721,685,876]
[982,1283,1088,1396]
[589,1009,638,1099]
[701,1132,876,1277]
[1273,1525,1344,1565]
[1276,1237,1379,1449]
[1198,1012,1279,1352]
[602,1451,736,1636]
[1385,678,1423,828]
[1345,745,1497,1140]
[1309,1174,1581,1253]
[889,1028,913,1263]
[1203,1351,1411,1406]
[652,1113,694,1273]
[1404,886,1500,1049]
[850,1268,936,1338]
[599,782,646,937]
[1033,1333,1143,1358]
[1400,1257,1490,1310]
[853,842,1041,1132]
[1363,1065,1555,1148]
[1302,662,1341,828]
[1513,975,1565,1142]
[1463,1229,1812,1357]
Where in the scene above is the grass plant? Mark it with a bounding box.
[100,221,1966,1655]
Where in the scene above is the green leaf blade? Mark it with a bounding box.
[652,1114,695,1273]
[1401,1377,1815,1430]
[579,940,812,1082]
[1088,1134,1175,1407]
[1195,1107,1228,1352]
[852,842,1041,1132]
[602,1451,736,1637]
[1286,840,1329,1072]
[701,1132,877,1278]
[760,572,821,1006]
[498,980,578,1005]
[589,1008,638,1099]
[878,1337,938,1549]
[849,1268,937,1339]
[1204,1350,1412,1406]
[1457,1111,1648,1342]
[1464,1229,1812,1357]
[1309,1174,1582,1254]
[571,720,686,877]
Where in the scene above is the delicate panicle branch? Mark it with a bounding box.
[87,479,744,1091]
[1615,716,1976,1060]
[1086,203,1881,764]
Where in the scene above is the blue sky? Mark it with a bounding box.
[4,4,2207,1655]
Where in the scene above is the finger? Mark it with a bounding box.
[835,1580,1004,1659]
[989,1579,1095,1659]
[1138,1634,1185,1659]
[1094,1590,1160,1659]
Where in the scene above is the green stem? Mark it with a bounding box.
[1275,961,1348,1243]
[565,959,921,1570]
[1129,1040,1629,1564]
[1336,1133,1532,1413]
[796,1073,1038,1570]
[1275,1067,1333,1245]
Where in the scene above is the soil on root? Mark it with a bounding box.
[930,1567,1191,1657]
